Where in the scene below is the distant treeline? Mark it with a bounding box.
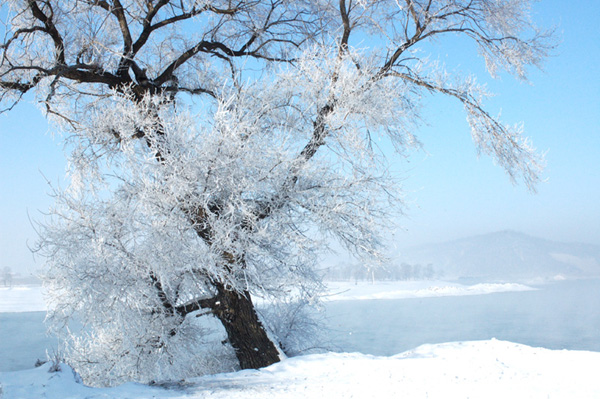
[1,267,41,287]
[324,262,439,282]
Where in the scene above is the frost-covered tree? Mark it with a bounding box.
[1,0,552,385]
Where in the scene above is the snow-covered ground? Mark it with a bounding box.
[2,281,600,398]
[325,280,534,301]
[0,286,46,313]
[0,280,535,312]
[1,339,599,398]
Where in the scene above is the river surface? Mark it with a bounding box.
[1,279,599,372]
[323,279,600,355]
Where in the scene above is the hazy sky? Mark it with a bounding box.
[1,0,599,275]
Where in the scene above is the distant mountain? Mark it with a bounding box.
[397,231,600,282]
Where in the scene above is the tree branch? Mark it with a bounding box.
[27,0,66,64]
[175,296,219,317]
[0,80,35,92]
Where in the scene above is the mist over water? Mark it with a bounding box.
[324,279,600,355]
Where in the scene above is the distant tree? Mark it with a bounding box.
[1,0,552,386]
[413,263,424,280]
[1,266,13,287]
[423,263,435,280]
[401,263,413,280]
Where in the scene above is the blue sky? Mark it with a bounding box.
[1,0,599,274]
[394,0,600,248]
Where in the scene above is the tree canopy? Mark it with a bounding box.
[1,0,553,386]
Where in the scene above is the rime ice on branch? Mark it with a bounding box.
[1,0,553,386]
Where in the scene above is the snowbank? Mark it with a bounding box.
[325,280,534,301]
[1,340,599,398]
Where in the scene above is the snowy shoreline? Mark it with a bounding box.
[0,280,536,313]
[0,285,47,313]
[1,339,599,398]
[324,280,535,301]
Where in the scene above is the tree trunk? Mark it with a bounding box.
[213,282,281,369]
[180,204,280,369]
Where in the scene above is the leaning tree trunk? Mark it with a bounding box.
[212,282,281,369]
[175,168,281,369]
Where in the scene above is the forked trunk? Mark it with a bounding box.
[213,282,281,369]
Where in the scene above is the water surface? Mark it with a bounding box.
[324,279,600,355]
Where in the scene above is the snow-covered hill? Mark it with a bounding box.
[1,340,599,398]
[397,231,600,281]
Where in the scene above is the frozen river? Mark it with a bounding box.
[1,279,599,372]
